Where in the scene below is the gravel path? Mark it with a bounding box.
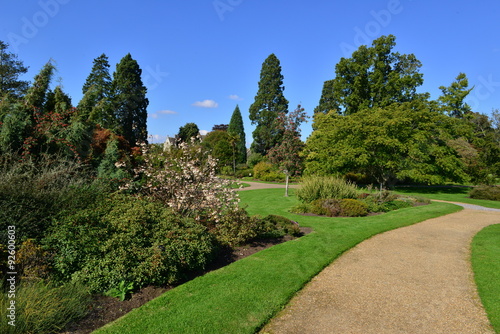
[261,202,499,334]
[236,181,300,191]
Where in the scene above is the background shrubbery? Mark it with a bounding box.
[470,185,500,201]
[292,176,429,217]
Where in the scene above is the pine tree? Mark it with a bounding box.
[112,53,149,145]
[0,41,29,100]
[78,54,114,127]
[314,80,339,114]
[249,53,289,155]
[227,105,246,164]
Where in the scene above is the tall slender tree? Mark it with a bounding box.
[227,104,246,164]
[112,53,149,145]
[0,41,29,100]
[249,53,289,155]
[78,54,114,127]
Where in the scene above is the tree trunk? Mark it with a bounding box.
[285,174,289,197]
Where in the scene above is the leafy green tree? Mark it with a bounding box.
[78,54,114,128]
[203,130,233,168]
[314,80,339,114]
[249,54,289,155]
[24,60,55,111]
[268,105,308,196]
[0,41,29,100]
[438,72,473,118]
[332,35,425,115]
[112,53,149,145]
[178,122,200,142]
[227,105,246,164]
[304,103,471,187]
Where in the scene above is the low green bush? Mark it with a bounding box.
[255,215,301,238]
[0,280,91,334]
[45,195,217,293]
[296,176,358,203]
[380,199,413,212]
[340,199,369,217]
[470,185,500,201]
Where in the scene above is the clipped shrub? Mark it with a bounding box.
[255,215,301,239]
[296,176,358,203]
[309,199,329,216]
[212,207,260,247]
[253,161,274,179]
[470,185,500,201]
[340,199,369,217]
[0,280,90,334]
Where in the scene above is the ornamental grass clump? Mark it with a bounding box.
[296,176,358,203]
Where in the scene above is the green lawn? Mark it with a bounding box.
[94,188,461,334]
[394,186,500,209]
[472,224,500,333]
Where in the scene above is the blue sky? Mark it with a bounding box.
[1,0,500,145]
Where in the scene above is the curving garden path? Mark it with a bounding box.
[260,201,500,333]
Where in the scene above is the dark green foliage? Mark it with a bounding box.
[46,194,217,293]
[0,155,107,244]
[227,105,247,163]
[255,215,301,238]
[314,79,339,114]
[78,54,115,128]
[43,85,72,114]
[0,40,29,99]
[178,122,200,142]
[331,35,425,115]
[469,185,500,201]
[112,53,149,145]
[249,54,289,155]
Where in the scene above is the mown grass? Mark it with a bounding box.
[394,186,500,209]
[472,224,500,333]
[95,188,460,334]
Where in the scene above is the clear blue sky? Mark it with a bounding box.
[1,0,500,145]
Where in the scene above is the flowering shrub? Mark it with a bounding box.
[125,141,251,246]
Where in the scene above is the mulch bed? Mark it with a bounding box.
[61,227,312,334]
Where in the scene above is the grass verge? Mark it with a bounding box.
[94,188,461,334]
[394,186,500,209]
[472,224,500,333]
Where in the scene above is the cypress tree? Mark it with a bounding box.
[112,53,149,145]
[227,104,246,164]
[249,53,288,155]
[314,79,339,114]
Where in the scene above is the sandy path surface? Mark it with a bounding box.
[235,181,300,191]
[261,203,500,334]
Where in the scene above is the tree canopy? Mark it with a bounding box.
[0,41,29,100]
[331,35,425,115]
[304,103,472,186]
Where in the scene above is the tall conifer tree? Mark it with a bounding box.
[227,104,246,164]
[0,41,29,100]
[78,54,114,127]
[112,53,149,145]
[249,53,288,155]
